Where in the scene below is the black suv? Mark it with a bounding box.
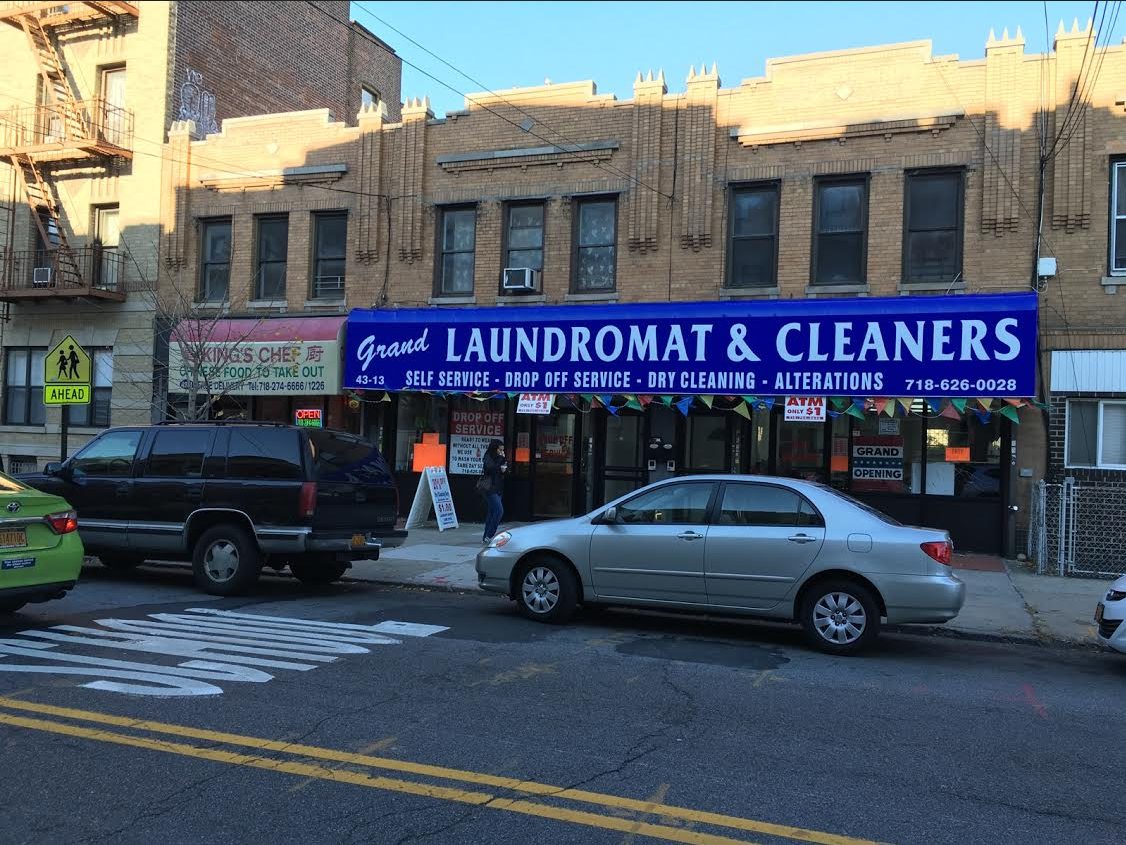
[21,422,405,595]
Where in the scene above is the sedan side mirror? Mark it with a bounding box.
[597,506,618,525]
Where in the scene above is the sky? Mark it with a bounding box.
[352,1,1115,117]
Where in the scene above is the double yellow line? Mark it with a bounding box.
[0,697,887,845]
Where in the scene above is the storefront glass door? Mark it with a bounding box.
[601,413,644,503]
[533,413,577,518]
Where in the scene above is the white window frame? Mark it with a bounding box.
[1112,161,1126,275]
[1065,398,1126,470]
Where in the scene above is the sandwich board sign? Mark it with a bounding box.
[44,335,91,405]
[405,465,459,531]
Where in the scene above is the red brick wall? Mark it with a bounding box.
[170,0,401,131]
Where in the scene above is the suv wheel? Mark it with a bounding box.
[192,524,261,596]
[289,559,348,586]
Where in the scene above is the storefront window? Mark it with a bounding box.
[776,417,825,482]
[686,415,727,471]
[747,409,770,474]
[850,415,922,494]
[829,414,850,490]
[395,394,448,472]
[925,414,1001,497]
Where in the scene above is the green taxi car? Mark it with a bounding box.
[0,470,83,613]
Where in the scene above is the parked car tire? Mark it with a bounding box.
[0,599,26,613]
[516,557,578,624]
[289,559,348,585]
[99,555,146,571]
[799,579,881,655]
[192,524,261,596]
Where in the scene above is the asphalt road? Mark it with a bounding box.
[1,562,1124,845]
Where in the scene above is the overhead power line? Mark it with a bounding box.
[302,0,673,201]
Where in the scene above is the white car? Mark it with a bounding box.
[1095,575,1126,652]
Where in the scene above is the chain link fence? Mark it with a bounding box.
[1028,479,1126,577]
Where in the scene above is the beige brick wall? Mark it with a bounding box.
[163,29,1126,347]
[0,0,402,468]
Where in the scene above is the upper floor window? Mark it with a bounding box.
[726,183,779,288]
[361,86,380,111]
[199,218,231,302]
[311,212,347,299]
[812,176,868,285]
[3,348,46,427]
[504,203,544,272]
[1110,160,1126,274]
[92,204,120,291]
[438,206,476,295]
[903,170,963,284]
[255,215,288,300]
[573,197,617,292]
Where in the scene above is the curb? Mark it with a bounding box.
[886,622,1100,652]
[341,573,484,595]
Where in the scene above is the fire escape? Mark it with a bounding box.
[0,1,138,317]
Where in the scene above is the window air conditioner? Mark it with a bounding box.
[32,267,53,287]
[502,267,539,291]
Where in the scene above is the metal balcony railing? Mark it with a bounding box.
[0,98,133,158]
[0,246,127,299]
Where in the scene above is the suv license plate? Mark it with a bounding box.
[0,528,26,548]
[351,534,366,547]
[1096,602,1105,624]
[2,557,35,570]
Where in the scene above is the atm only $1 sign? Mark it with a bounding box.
[784,396,826,422]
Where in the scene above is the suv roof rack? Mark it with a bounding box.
[154,420,292,426]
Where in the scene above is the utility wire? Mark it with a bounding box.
[301,0,673,201]
[351,0,667,198]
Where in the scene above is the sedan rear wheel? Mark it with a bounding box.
[516,557,578,624]
[800,579,880,655]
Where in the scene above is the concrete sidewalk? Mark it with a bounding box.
[350,523,1109,648]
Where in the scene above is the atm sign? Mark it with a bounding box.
[295,408,323,427]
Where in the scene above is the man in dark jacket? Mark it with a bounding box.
[480,440,506,543]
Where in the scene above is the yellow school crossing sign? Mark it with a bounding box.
[44,335,91,405]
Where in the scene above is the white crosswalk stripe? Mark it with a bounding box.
[0,608,448,697]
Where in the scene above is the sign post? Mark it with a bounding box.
[44,335,91,461]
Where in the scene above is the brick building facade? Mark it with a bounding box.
[0,0,400,469]
[108,25,1126,553]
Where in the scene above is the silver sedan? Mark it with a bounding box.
[476,475,965,654]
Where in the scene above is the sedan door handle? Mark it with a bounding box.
[677,531,705,541]
[787,533,817,544]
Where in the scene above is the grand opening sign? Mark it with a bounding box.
[344,294,1037,397]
